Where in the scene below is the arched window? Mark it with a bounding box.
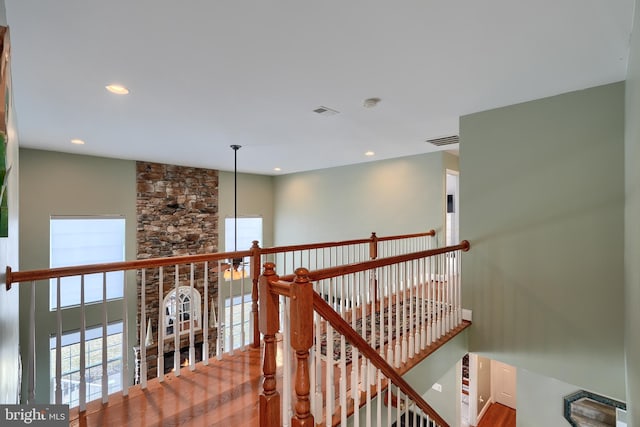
[163,286,201,337]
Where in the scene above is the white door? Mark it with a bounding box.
[492,360,517,409]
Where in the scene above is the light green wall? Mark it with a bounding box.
[273,152,450,246]
[0,49,20,404]
[417,335,466,425]
[460,83,626,402]
[218,170,274,250]
[625,0,640,423]
[476,355,491,419]
[17,149,276,403]
[347,330,467,426]
[516,368,581,427]
[19,149,137,403]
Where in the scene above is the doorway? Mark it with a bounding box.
[492,360,517,409]
[462,354,517,426]
[445,171,459,246]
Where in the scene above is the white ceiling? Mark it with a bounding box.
[4,1,635,175]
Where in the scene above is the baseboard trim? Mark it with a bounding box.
[476,398,493,425]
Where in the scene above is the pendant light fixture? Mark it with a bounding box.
[224,144,248,281]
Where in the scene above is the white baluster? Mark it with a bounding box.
[365,360,372,427]
[340,335,347,426]
[360,274,368,385]
[339,276,347,425]
[312,277,322,417]
[56,278,62,404]
[203,262,209,365]
[27,281,35,404]
[401,264,408,365]
[408,261,415,360]
[326,299,334,422]
[79,275,86,411]
[229,268,234,356]
[436,254,442,341]
[351,349,359,427]
[420,258,427,351]
[386,266,393,365]
[379,267,385,359]
[240,270,246,351]
[140,269,148,388]
[158,267,165,380]
[395,388,402,427]
[376,369,382,426]
[428,254,433,346]
[174,266,180,376]
[122,271,130,396]
[282,296,291,427]
[217,261,223,360]
[394,265,401,368]
[189,263,195,370]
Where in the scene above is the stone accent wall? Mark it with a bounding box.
[136,162,219,380]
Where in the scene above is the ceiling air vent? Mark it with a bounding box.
[313,106,339,116]
[426,135,459,147]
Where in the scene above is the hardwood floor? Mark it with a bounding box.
[477,403,516,427]
[68,321,471,427]
[70,346,270,427]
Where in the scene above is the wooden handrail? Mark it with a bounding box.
[5,249,253,289]
[280,240,470,283]
[376,229,436,242]
[5,230,438,290]
[258,238,371,255]
[312,292,449,427]
[258,230,435,255]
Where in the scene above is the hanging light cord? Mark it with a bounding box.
[230,145,241,261]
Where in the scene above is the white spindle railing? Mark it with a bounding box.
[9,230,447,420]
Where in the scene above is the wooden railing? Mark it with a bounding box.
[259,240,470,427]
[5,230,436,409]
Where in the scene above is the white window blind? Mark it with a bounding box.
[49,216,125,310]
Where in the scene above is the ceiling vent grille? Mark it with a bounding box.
[426,135,459,146]
[313,106,339,116]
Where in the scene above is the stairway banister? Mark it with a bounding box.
[280,240,470,283]
[257,229,436,256]
[259,262,282,427]
[5,249,253,289]
[251,240,262,347]
[289,268,314,426]
[5,230,439,290]
[312,291,449,427]
[375,229,436,242]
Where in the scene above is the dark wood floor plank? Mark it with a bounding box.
[477,403,516,427]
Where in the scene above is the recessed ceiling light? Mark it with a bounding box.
[105,84,130,95]
[273,167,282,172]
[71,138,85,145]
[365,151,375,156]
[363,98,381,108]
[313,106,339,116]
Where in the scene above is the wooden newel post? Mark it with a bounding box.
[369,232,378,260]
[289,268,314,427]
[251,240,261,348]
[259,262,281,427]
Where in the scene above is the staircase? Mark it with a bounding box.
[564,391,627,427]
[570,398,616,427]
